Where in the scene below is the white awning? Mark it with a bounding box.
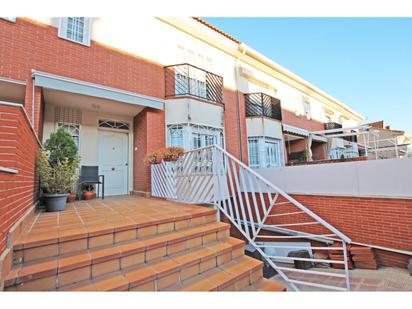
[282,124,309,137]
[32,70,164,110]
[312,134,328,143]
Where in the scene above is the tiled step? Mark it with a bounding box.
[242,278,287,292]
[67,245,258,292]
[165,256,266,291]
[3,222,233,291]
[12,208,217,265]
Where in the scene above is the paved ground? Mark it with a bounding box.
[272,266,412,291]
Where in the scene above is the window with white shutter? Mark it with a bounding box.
[302,96,311,120]
[58,17,92,46]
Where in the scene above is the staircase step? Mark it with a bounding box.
[4,221,230,290]
[59,238,247,291]
[3,225,236,291]
[12,209,217,264]
[165,256,265,291]
[242,278,287,292]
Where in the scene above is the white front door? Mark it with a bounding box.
[98,130,129,196]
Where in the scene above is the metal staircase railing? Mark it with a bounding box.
[151,145,352,291]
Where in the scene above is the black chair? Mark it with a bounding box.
[78,166,105,199]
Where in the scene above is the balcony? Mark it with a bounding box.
[324,122,343,135]
[164,63,224,105]
[245,92,282,121]
[324,122,342,130]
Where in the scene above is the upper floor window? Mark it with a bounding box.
[302,97,311,120]
[58,17,92,46]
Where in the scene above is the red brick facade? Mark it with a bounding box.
[243,193,412,268]
[0,104,40,254]
[224,89,248,164]
[281,109,324,132]
[132,108,166,194]
[0,18,165,129]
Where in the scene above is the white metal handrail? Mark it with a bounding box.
[151,145,352,291]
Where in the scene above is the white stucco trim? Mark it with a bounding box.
[32,70,164,110]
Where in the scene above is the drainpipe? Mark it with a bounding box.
[32,76,35,125]
[234,45,247,162]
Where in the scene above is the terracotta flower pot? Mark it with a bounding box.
[67,193,77,203]
[154,156,162,164]
[82,191,96,200]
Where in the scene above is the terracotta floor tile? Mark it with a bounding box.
[23,231,59,248]
[86,223,114,237]
[90,247,121,264]
[118,241,146,256]
[59,227,88,242]
[4,267,20,287]
[125,266,157,286]
[151,259,180,277]
[59,253,91,272]
[181,276,215,291]
[171,251,201,266]
[19,259,58,282]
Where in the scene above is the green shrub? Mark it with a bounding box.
[38,150,80,194]
[43,128,78,166]
[38,128,80,194]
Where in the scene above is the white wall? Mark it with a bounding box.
[165,98,224,128]
[255,157,412,199]
[246,118,283,140]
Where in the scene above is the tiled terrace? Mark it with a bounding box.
[17,196,217,242]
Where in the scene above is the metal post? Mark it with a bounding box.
[394,138,399,158]
[342,241,351,291]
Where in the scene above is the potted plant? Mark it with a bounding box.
[144,148,168,165]
[163,147,184,161]
[82,184,96,200]
[67,184,77,203]
[144,152,157,165]
[38,128,80,212]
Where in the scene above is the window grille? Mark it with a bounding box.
[248,137,260,168]
[167,123,224,151]
[98,119,130,130]
[248,136,284,168]
[54,106,82,153]
[58,17,92,46]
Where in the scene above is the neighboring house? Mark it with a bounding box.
[0,17,364,197]
[358,120,412,159]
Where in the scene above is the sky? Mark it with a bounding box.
[203,18,412,135]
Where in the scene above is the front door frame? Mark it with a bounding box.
[97,127,130,196]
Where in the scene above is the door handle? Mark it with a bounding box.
[111,167,115,171]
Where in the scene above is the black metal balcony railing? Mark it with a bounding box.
[324,122,343,135]
[245,92,282,121]
[164,63,224,104]
[324,122,343,130]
